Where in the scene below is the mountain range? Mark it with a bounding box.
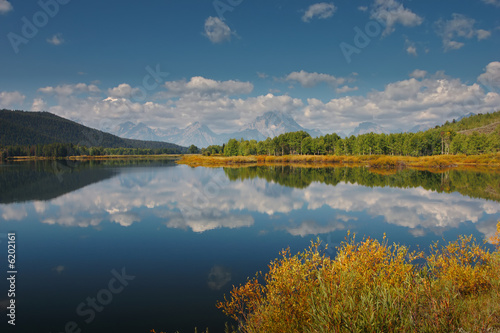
[0,109,187,152]
[108,111,323,148]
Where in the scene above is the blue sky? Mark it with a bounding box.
[0,0,499,134]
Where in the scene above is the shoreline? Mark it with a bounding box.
[1,154,182,162]
[177,153,500,170]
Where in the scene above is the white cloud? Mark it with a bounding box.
[476,29,492,40]
[299,73,500,133]
[164,76,253,97]
[204,16,233,43]
[406,46,417,56]
[28,65,500,135]
[358,6,368,12]
[409,69,427,79]
[109,213,140,227]
[435,13,491,51]
[336,85,358,94]
[284,70,348,88]
[31,98,48,111]
[481,0,500,6]
[0,0,12,14]
[38,83,100,97]
[47,34,64,46]
[477,61,500,91]
[404,37,418,56]
[302,3,336,22]
[1,206,27,221]
[371,0,423,36]
[0,91,25,108]
[107,83,142,99]
[285,220,345,237]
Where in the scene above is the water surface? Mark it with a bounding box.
[0,160,499,332]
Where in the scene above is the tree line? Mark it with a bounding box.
[200,116,500,157]
[1,142,182,159]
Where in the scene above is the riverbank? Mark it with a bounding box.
[177,153,500,169]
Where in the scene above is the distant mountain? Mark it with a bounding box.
[170,122,222,148]
[457,112,476,122]
[0,109,187,152]
[239,111,322,138]
[408,124,432,133]
[349,122,388,136]
[110,111,323,148]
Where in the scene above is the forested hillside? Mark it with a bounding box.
[0,109,186,152]
[211,111,500,157]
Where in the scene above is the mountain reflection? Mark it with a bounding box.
[0,162,499,241]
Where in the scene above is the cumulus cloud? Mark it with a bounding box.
[477,61,500,91]
[284,70,349,88]
[107,83,142,99]
[1,206,27,221]
[0,0,12,14]
[27,63,500,135]
[302,3,336,22]
[47,34,64,46]
[435,13,491,51]
[204,16,233,43]
[371,0,423,36]
[299,71,500,133]
[409,69,427,79]
[164,76,253,97]
[31,98,48,111]
[0,91,25,108]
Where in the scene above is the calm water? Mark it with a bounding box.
[1,160,499,333]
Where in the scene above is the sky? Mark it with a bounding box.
[0,0,499,134]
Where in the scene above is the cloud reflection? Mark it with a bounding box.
[1,166,498,241]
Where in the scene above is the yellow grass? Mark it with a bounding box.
[177,153,500,169]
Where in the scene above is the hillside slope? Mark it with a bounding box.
[0,109,187,152]
[439,111,500,134]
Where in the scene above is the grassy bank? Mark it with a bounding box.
[217,224,500,333]
[177,153,500,169]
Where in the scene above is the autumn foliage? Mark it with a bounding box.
[217,226,500,333]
